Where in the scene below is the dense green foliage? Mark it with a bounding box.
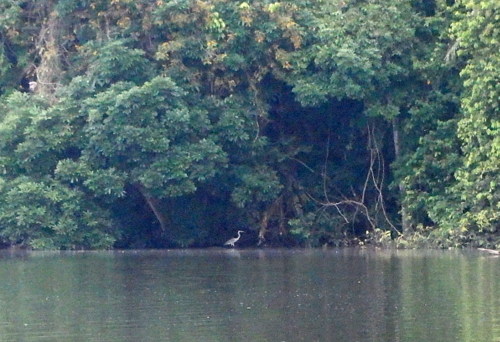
[0,0,497,249]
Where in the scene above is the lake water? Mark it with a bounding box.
[0,248,498,342]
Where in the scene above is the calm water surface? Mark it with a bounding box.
[0,248,498,342]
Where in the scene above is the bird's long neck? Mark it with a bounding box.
[236,231,241,239]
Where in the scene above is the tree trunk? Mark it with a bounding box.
[258,195,285,244]
[34,6,63,100]
[392,118,411,234]
[135,184,170,232]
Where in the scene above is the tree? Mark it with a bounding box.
[0,0,497,249]
[451,0,499,246]
[0,91,116,248]
[274,0,422,238]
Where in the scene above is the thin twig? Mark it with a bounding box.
[288,157,316,174]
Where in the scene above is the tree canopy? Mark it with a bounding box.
[0,0,497,249]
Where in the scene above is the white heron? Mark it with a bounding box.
[224,230,245,247]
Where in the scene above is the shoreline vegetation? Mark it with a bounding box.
[0,244,498,255]
[1,236,498,252]
[0,0,498,250]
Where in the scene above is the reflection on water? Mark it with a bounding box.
[0,249,498,342]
